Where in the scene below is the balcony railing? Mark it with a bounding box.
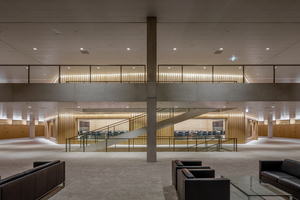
[1,64,299,83]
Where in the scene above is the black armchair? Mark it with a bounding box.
[172,160,210,190]
[177,168,230,200]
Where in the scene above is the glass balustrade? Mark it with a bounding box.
[1,64,300,84]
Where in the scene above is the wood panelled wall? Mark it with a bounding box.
[227,113,246,143]
[57,115,76,144]
[258,124,300,139]
[0,125,44,139]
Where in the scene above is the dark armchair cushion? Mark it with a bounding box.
[261,171,295,182]
[278,178,300,192]
[181,161,202,166]
[281,159,300,178]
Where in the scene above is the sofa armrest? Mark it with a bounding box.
[259,160,283,179]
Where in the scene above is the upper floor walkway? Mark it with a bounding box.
[1,64,300,84]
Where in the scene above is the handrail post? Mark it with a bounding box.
[69,138,71,152]
[196,138,197,152]
[205,137,207,152]
[128,139,130,152]
[187,137,189,152]
[106,139,108,152]
[65,139,68,152]
[83,137,85,152]
[169,136,170,148]
[173,137,175,152]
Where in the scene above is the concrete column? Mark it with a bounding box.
[147,17,157,162]
[30,115,35,139]
[268,114,273,138]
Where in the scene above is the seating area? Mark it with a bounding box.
[172,160,230,200]
[0,160,65,200]
[259,159,300,200]
[78,130,129,137]
[174,130,225,137]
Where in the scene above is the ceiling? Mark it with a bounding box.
[1,0,300,121]
[1,0,300,65]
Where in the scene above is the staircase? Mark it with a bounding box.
[69,108,225,152]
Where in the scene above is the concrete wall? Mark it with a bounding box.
[1,83,300,102]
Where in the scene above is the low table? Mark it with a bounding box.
[221,175,292,200]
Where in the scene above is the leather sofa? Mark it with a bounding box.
[260,159,300,200]
[177,168,230,200]
[172,160,210,190]
[0,160,65,200]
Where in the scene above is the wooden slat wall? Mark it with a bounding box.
[57,115,76,144]
[258,124,300,139]
[0,125,44,139]
[227,113,246,144]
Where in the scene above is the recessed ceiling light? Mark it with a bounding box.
[33,48,37,50]
[168,67,171,69]
[275,66,277,69]
[270,112,273,114]
[30,112,33,114]
[127,48,130,50]
[220,48,223,50]
[173,48,177,50]
[80,48,84,50]
[203,67,206,69]
[246,109,249,112]
[67,67,70,69]
[256,73,259,75]
[126,106,129,108]
[97,67,100,69]
[239,67,242,69]
[133,67,135,69]
[266,48,270,50]
[175,106,178,108]
[77,106,80,108]
[223,106,226,108]
[26,67,28,69]
[231,56,236,61]
[271,106,275,108]
[28,106,32,108]
[43,74,46,75]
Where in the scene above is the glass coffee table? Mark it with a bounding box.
[221,175,292,200]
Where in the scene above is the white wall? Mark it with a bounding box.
[174,119,225,131]
[78,119,129,131]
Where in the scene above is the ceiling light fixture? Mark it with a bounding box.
[173,48,177,50]
[271,106,275,108]
[97,67,100,69]
[80,48,84,50]
[67,67,70,69]
[203,67,206,69]
[43,74,46,75]
[231,56,236,61]
[266,48,270,50]
[133,67,135,69]
[223,106,226,108]
[220,48,223,50]
[175,106,178,108]
[26,67,28,69]
[28,106,32,108]
[127,48,130,50]
[256,73,259,75]
[239,67,242,69]
[168,67,171,69]
[33,48,37,50]
[77,106,80,108]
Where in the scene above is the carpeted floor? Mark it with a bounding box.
[0,137,299,200]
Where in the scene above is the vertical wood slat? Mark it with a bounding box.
[0,125,44,139]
